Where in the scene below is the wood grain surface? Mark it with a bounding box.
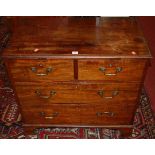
[2,17,151,59]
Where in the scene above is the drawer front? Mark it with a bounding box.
[22,104,80,124]
[6,59,74,82]
[22,104,135,125]
[78,59,147,82]
[80,104,134,125]
[15,83,139,105]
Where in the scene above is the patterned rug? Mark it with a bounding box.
[0,87,155,139]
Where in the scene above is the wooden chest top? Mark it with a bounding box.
[2,17,151,59]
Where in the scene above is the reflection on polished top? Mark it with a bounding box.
[3,16,151,58]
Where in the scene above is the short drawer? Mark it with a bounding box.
[21,104,80,124]
[5,59,74,82]
[80,104,134,125]
[78,59,147,82]
[15,83,140,105]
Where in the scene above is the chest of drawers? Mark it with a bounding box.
[2,17,151,137]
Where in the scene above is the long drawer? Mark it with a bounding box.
[21,104,135,125]
[78,59,147,82]
[5,59,74,82]
[14,83,140,106]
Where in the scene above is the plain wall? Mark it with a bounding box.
[137,16,155,114]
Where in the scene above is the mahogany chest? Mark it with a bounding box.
[2,17,151,137]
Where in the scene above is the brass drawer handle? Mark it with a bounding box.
[97,90,119,98]
[99,66,122,76]
[96,112,114,117]
[40,112,59,119]
[31,67,53,76]
[35,90,56,99]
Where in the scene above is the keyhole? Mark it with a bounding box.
[109,64,112,67]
